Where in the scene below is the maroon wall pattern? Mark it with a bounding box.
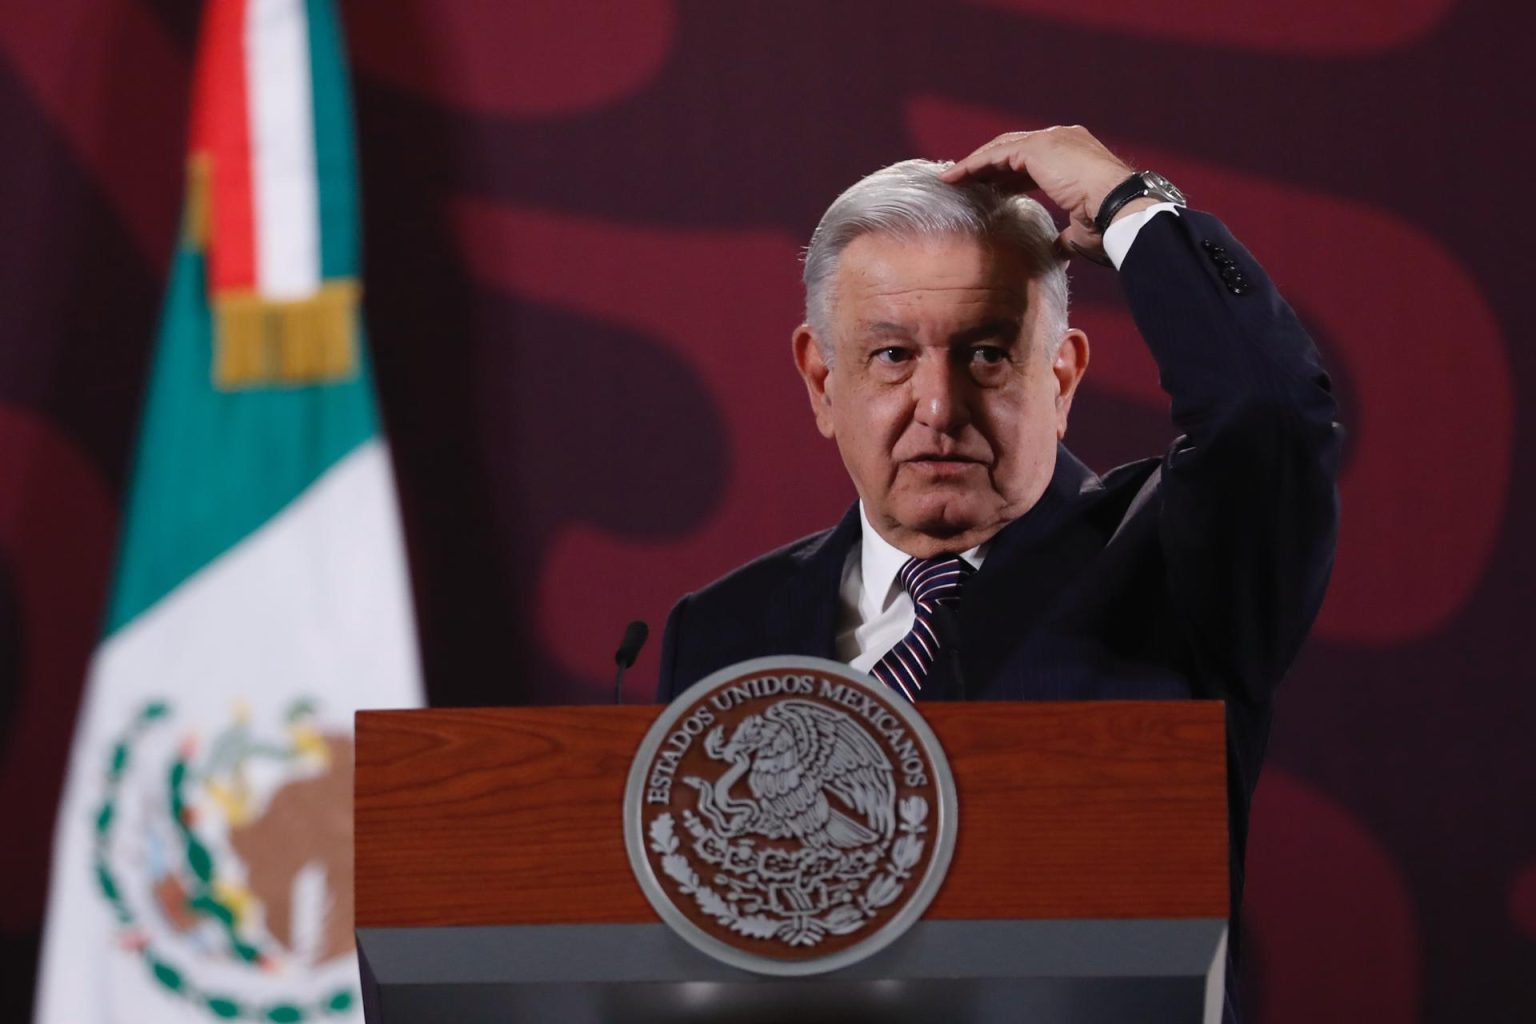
[2,1,1533,1019]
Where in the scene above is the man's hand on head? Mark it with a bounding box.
[938,126,1155,266]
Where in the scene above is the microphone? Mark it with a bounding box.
[612,620,649,704]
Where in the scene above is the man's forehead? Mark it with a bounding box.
[853,316,1023,341]
[835,233,1034,303]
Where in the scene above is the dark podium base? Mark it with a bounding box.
[358,918,1226,1024]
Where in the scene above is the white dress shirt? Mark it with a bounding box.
[833,205,1179,669]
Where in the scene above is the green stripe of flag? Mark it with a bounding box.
[306,0,359,280]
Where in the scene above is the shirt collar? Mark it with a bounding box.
[856,502,988,617]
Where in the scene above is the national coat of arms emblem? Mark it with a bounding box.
[624,657,958,974]
[90,698,360,1019]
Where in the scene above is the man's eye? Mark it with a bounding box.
[970,346,1007,366]
[874,347,913,364]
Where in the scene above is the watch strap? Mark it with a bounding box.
[1094,172,1155,235]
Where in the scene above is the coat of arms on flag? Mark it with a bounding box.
[91,700,360,1020]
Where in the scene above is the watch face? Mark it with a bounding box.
[1140,171,1187,206]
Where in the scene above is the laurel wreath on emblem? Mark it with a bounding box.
[648,795,929,947]
[92,700,355,1022]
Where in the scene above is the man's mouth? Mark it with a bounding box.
[904,454,983,465]
[903,455,985,475]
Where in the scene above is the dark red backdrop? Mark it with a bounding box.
[2,1,1533,1020]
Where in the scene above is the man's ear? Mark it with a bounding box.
[792,324,836,439]
[1052,327,1090,439]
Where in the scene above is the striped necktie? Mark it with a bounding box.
[871,554,975,701]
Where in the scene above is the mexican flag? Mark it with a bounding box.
[32,1,422,1021]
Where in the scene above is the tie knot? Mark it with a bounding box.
[897,555,974,608]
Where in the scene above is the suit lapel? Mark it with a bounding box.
[948,446,1102,696]
[765,503,862,660]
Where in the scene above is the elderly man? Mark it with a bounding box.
[657,127,1341,1017]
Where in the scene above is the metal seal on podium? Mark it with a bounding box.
[624,656,958,975]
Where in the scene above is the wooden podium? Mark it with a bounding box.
[354,702,1228,1023]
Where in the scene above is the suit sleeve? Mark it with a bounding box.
[1119,209,1343,706]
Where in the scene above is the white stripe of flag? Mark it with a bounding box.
[246,0,320,299]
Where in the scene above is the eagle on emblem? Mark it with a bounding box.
[685,700,896,849]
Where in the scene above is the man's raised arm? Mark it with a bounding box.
[944,126,1343,705]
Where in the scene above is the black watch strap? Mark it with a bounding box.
[1093,171,1185,235]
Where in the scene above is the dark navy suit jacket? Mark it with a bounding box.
[657,209,1342,998]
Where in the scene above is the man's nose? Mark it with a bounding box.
[910,355,969,433]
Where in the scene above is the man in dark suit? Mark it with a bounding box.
[657,127,1341,1017]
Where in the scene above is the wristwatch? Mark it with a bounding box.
[1093,171,1187,235]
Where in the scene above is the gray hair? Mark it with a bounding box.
[802,159,1070,358]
